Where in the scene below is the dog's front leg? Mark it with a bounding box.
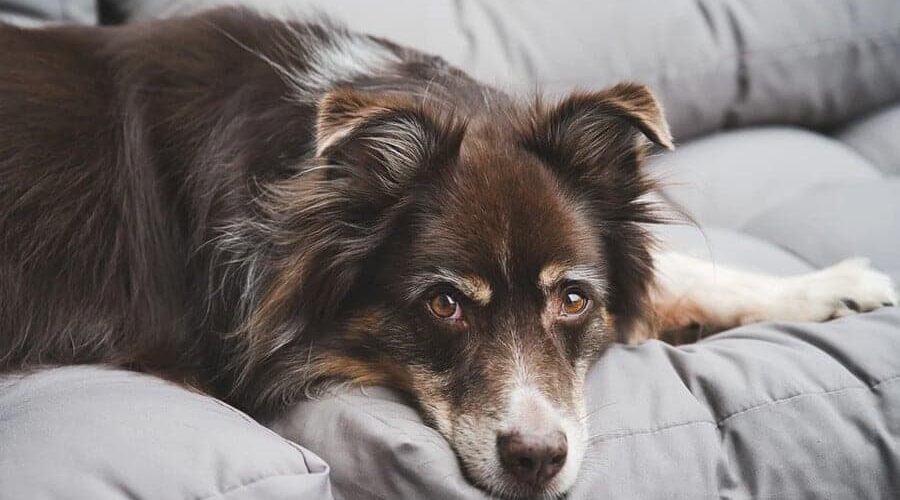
[639,251,897,344]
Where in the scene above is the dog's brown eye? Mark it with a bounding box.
[429,293,461,320]
[561,289,589,316]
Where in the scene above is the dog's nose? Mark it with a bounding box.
[497,430,568,485]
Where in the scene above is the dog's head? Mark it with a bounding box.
[231,82,671,498]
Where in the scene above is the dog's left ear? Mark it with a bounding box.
[524,82,672,337]
[525,82,672,175]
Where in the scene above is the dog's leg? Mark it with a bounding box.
[640,252,898,343]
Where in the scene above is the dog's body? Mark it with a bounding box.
[1,9,895,497]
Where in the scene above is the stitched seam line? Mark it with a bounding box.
[592,419,718,444]
[592,375,900,443]
[195,472,327,500]
[716,373,900,426]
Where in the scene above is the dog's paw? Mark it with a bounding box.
[779,258,897,322]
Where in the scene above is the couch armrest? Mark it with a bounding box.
[0,366,332,500]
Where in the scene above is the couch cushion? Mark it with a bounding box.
[835,103,900,175]
[651,223,815,276]
[273,308,900,499]
[0,0,96,25]
[743,178,900,283]
[649,127,882,229]
[105,0,900,140]
[0,366,333,500]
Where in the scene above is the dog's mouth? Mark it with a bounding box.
[433,385,587,499]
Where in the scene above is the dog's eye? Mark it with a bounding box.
[428,293,462,320]
[561,288,589,316]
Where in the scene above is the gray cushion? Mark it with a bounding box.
[648,127,882,229]
[835,103,900,175]
[272,308,900,499]
[0,0,96,25]
[0,366,333,500]
[107,0,900,140]
[651,223,815,276]
[743,178,900,283]
[644,126,900,284]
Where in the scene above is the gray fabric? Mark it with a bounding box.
[107,0,900,140]
[650,223,815,276]
[0,0,96,25]
[648,127,883,229]
[5,2,898,498]
[0,366,333,500]
[744,178,900,283]
[274,308,900,499]
[835,103,900,176]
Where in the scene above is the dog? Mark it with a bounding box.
[1,8,896,498]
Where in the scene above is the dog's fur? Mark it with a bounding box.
[1,8,896,498]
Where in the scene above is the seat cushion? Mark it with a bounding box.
[743,178,900,283]
[272,308,900,499]
[648,127,882,229]
[651,223,814,276]
[0,366,333,500]
[647,126,900,282]
[835,103,900,175]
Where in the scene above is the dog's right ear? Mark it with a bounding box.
[314,88,465,197]
[229,89,464,404]
[263,87,465,318]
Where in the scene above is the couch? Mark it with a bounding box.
[2,1,899,498]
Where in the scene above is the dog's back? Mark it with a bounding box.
[0,8,478,380]
[0,22,185,371]
[0,11,309,376]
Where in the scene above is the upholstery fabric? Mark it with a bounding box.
[105,0,900,141]
[0,0,95,25]
[2,1,899,499]
[273,308,900,499]
[0,366,333,500]
[835,103,900,176]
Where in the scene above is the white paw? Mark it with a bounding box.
[775,258,897,322]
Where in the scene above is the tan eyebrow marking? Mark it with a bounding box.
[539,263,569,290]
[405,269,493,305]
[456,275,493,305]
[538,263,607,295]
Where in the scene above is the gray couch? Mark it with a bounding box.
[2,1,899,498]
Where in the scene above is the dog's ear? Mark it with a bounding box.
[524,82,672,336]
[525,82,672,174]
[229,89,464,399]
[314,88,465,196]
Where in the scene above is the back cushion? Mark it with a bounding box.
[104,0,900,139]
[0,0,96,25]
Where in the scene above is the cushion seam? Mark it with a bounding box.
[590,374,900,443]
[716,373,900,426]
[207,398,313,459]
[590,419,718,444]
[194,472,325,500]
[533,27,900,90]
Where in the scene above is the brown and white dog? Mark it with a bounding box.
[0,8,895,498]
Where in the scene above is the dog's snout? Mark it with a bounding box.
[497,430,568,485]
